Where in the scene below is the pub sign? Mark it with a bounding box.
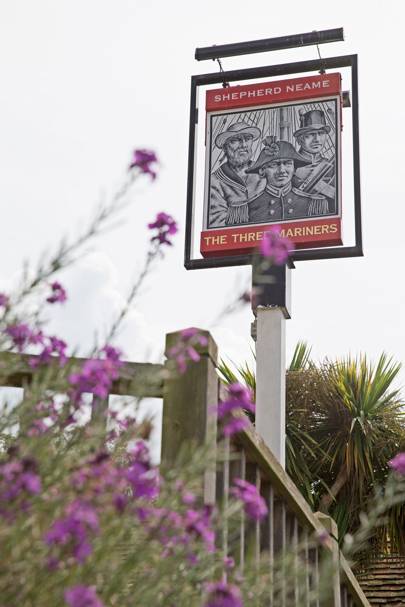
[201,73,342,258]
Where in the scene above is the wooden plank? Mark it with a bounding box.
[0,352,164,398]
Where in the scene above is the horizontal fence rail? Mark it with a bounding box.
[0,352,164,398]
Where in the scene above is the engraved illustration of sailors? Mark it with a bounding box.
[208,122,265,228]
[293,109,336,212]
[246,137,329,223]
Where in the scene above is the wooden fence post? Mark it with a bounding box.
[315,512,341,607]
[161,329,219,504]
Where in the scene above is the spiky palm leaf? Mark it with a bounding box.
[289,341,312,372]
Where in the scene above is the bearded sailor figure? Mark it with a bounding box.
[246,137,328,223]
[208,122,265,228]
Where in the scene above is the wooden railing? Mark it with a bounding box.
[0,330,370,606]
[161,329,371,607]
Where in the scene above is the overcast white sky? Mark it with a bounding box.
[0,0,403,398]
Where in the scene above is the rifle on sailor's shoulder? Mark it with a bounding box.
[297,159,334,194]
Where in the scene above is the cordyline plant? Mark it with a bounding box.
[1,150,405,607]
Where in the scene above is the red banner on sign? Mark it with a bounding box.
[200,218,342,257]
[206,73,341,112]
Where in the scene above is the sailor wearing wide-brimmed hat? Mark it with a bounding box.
[246,137,328,224]
[209,121,265,228]
[293,109,336,208]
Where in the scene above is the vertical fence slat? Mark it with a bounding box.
[281,502,287,607]
[222,436,230,559]
[293,516,299,607]
[239,449,246,571]
[303,529,310,607]
[255,467,261,568]
[269,486,274,607]
[314,547,320,607]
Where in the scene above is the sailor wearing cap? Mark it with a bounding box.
[246,137,328,224]
[209,121,265,228]
[293,109,336,209]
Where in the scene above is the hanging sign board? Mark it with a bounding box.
[200,72,342,258]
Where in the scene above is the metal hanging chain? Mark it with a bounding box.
[214,57,229,88]
[316,39,326,75]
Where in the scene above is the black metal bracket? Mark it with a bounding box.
[195,28,344,61]
[184,54,363,270]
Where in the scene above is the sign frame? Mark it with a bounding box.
[184,54,362,270]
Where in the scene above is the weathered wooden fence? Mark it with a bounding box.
[0,330,370,606]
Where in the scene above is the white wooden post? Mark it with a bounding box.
[255,307,286,467]
[252,263,291,469]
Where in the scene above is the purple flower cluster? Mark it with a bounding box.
[389,452,405,474]
[167,328,208,374]
[0,292,9,308]
[68,345,123,404]
[46,281,67,304]
[27,399,60,437]
[64,585,104,607]
[231,479,268,521]
[138,503,215,557]
[71,452,125,503]
[29,335,68,369]
[0,456,41,519]
[217,383,255,437]
[126,441,160,500]
[148,212,178,246]
[5,323,44,352]
[45,499,100,564]
[70,442,159,520]
[204,581,243,607]
[129,149,158,180]
[259,225,294,264]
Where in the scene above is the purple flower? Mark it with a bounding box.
[28,398,60,435]
[218,384,255,416]
[27,418,48,436]
[222,417,249,437]
[205,581,243,607]
[217,383,255,437]
[184,507,215,552]
[64,585,104,607]
[223,556,235,569]
[68,346,122,404]
[0,456,41,518]
[148,211,178,246]
[167,328,208,374]
[389,452,405,474]
[231,479,268,521]
[0,293,9,308]
[182,490,196,505]
[29,335,68,368]
[45,500,99,564]
[126,441,160,499]
[259,225,294,264]
[5,323,44,352]
[46,281,67,304]
[129,149,158,180]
